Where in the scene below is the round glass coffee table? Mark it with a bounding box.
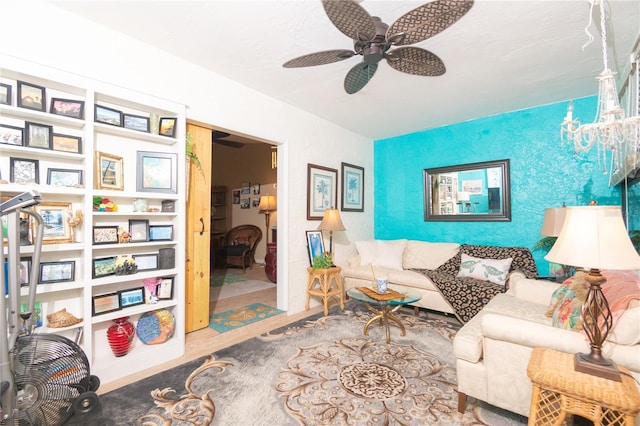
[347,287,421,344]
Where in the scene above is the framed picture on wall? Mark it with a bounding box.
[17,81,46,111]
[306,163,337,220]
[341,162,364,212]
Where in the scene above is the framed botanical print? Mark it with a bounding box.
[341,162,364,212]
[306,163,337,220]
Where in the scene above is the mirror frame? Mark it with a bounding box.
[423,159,511,222]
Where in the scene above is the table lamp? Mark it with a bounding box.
[545,206,640,381]
[540,207,567,237]
[318,208,346,265]
[258,195,276,244]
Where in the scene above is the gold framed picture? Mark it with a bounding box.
[95,151,123,190]
[34,202,73,244]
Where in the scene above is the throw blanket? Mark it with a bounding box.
[413,244,538,324]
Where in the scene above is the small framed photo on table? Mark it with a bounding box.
[25,122,53,150]
[157,277,174,300]
[149,225,173,241]
[119,287,145,308]
[305,230,325,266]
[50,98,84,119]
[92,292,120,316]
[129,219,149,242]
[38,261,75,284]
[92,256,116,278]
[133,253,158,271]
[17,81,46,111]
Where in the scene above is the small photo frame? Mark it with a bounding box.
[305,230,325,266]
[0,124,24,146]
[17,257,31,286]
[34,202,72,244]
[0,83,12,105]
[95,151,123,190]
[52,134,82,154]
[341,162,364,212]
[133,253,158,271]
[38,261,75,284]
[123,114,150,133]
[17,81,46,112]
[92,226,119,245]
[92,257,116,279]
[92,292,120,316]
[129,219,149,242]
[136,151,177,193]
[157,277,174,300]
[49,98,85,119]
[47,168,83,187]
[25,122,53,150]
[95,104,123,126]
[149,225,173,241]
[10,157,39,184]
[119,287,145,308]
[158,117,177,137]
[161,200,175,212]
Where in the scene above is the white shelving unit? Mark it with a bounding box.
[0,56,186,384]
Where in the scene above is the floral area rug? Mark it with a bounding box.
[210,270,247,287]
[208,303,284,333]
[72,301,527,425]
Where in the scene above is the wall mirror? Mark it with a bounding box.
[423,159,511,222]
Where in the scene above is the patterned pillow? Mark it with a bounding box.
[457,253,513,285]
[545,273,588,330]
[436,244,538,281]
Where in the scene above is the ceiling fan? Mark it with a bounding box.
[283,0,474,94]
[212,130,245,149]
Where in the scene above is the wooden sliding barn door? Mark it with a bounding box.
[185,123,212,332]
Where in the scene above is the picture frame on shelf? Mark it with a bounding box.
[46,168,83,187]
[92,226,119,245]
[123,114,150,133]
[149,225,173,241]
[92,292,120,316]
[24,122,53,150]
[92,256,116,278]
[10,157,39,184]
[133,253,158,271]
[157,277,174,300]
[0,124,24,146]
[129,219,149,242]
[305,230,325,266]
[158,117,177,137]
[94,104,123,126]
[38,260,75,284]
[17,81,46,111]
[95,151,123,190]
[19,257,31,286]
[161,200,175,212]
[52,134,82,154]
[306,163,338,220]
[341,162,364,212]
[0,83,11,105]
[119,287,145,308]
[49,98,84,119]
[34,202,72,244]
[136,151,177,193]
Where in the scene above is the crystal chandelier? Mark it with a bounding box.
[560,0,640,181]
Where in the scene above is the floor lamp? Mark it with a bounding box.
[545,206,640,381]
[318,208,346,266]
[258,195,276,244]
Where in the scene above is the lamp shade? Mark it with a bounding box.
[540,207,567,236]
[545,206,640,270]
[318,208,346,232]
[258,195,276,212]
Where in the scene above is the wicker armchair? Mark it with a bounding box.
[215,225,262,272]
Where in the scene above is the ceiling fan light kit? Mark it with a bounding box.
[283,0,474,94]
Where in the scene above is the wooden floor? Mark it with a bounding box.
[98,265,322,394]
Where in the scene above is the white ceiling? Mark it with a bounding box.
[52,0,639,141]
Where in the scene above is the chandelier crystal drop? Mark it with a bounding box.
[560,0,640,183]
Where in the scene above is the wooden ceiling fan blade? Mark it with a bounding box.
[322,0,376,41]
[283,50,355,68]
[344,62,378,94]
[388,0,474,46]
[386,47,445,76]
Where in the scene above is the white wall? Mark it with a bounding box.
[2,1,374,315]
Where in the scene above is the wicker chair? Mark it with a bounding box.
[215,225,262,272]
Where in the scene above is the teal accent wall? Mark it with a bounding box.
[374,97,623,274]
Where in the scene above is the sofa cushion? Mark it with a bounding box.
[402,241,460,270]
[609,303,640,345]
[506,274,559,305]
[457,253,513,286]
[355,240,377,265]
[372,240,405,270]
[437,244,538,280]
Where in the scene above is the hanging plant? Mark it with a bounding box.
[185,132,203,175]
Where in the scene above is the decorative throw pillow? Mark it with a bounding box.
[457,253,513,285]
[372,240,405,270]
[355,240,377,265]
[546,272,588,330]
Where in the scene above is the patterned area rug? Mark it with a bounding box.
[210,270,246,287]
[74,302,527,425]
[209,303,284,333]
